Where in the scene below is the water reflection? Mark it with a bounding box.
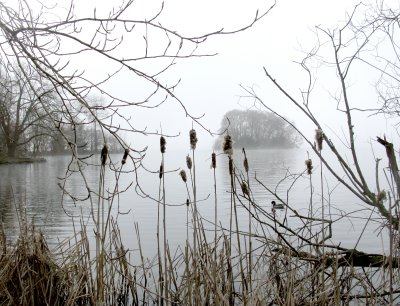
[0,157,96,244]
[0,148,389,255]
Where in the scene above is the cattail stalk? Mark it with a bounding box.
[97,144,108,304]
[306,156,316,298]
[242,148,252,296]
[157,161,164,305]
[190,129,200,305]
[179,169,191,242]
[315,128,326,303]
[211,152,219,305]
[228,156,234,256]
[161,137,169,305]
[231,161,248,304]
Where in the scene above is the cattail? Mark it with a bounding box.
[243,157,249,173]
[305,159,313,175]
[122,148,129,165]
[186,198,189,207]
[241,181,249,196]
[377,190,386,202]
[159,163,164,179]
[243,148,249,173]
[189,129,198,150]
[101,144,108,165]
[228,156,233,176]
[211,152,216,169]
[179,169,187,183]
[223,134,233,156]
[315,128,323,151]
[186,155,192,170]
[160,136,166,153]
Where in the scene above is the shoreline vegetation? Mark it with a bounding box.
[0,133,399,305]
[213,109,301,151]
[0,149,126,165]
[0,157,47,164]
[1,0,400,304]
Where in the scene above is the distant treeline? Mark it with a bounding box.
[0,123,122,157]
[214,109,301,150]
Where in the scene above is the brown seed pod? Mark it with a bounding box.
[186,155,192,170]
[241,181,249,196]
[122,148,129,165]
[223,134,233,156]
[305,159,313,175]
[179,169,187,183]
[315,129,323,151]
[211,152,216,169]
[377,190,386,202]
[189,129,198,150]
[160,136,166,153]
[101,144,108,166]
[242,148,249,172]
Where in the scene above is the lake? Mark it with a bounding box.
[0,147,390,257]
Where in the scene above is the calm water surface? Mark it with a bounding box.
[0,148,389,256]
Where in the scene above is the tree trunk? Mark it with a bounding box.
[7,141,17,158]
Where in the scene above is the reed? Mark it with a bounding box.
[242,148,252,296]
[189,128,200,304]
[2,128,399,305]
[160,135,168,304]
[211,151,219,305]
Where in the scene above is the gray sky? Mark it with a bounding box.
[17,0,400,153]
[110,0,396,152]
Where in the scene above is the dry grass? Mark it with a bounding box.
[1,139,400,305]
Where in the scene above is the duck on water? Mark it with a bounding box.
[271,200,284,210]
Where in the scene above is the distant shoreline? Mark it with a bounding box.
[0,157,47,165]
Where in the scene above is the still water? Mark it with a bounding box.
[0,148,390,257]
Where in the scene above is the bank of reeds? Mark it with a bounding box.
[1,130,400,305]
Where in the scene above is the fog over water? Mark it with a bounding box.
[0,147,390,258]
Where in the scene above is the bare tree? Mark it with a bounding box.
[0,64,56,157]
[0,2,277,304]
[245,1,400,228]
[0,0,275,160]
[238,1,400,303]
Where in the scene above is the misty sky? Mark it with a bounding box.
[13,0,400,153]
[112,0,397,152]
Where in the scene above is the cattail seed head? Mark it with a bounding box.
[377,190,386,202]
[315,129,323,151]
[101,144,108,165]
[179,169,187,183]
[242,148,249,172]
[305,159,313,175]
[160,136,166,153]
[228,156,233,176]
[159,163,164,179]
[223,134,233,156]
[243,157,249,173]
[122,148,129,165]
[189,129,198,150]
[241,181,249,196]
[186,155,192,170]
[186,198,189,207]
[211,152,216,169]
